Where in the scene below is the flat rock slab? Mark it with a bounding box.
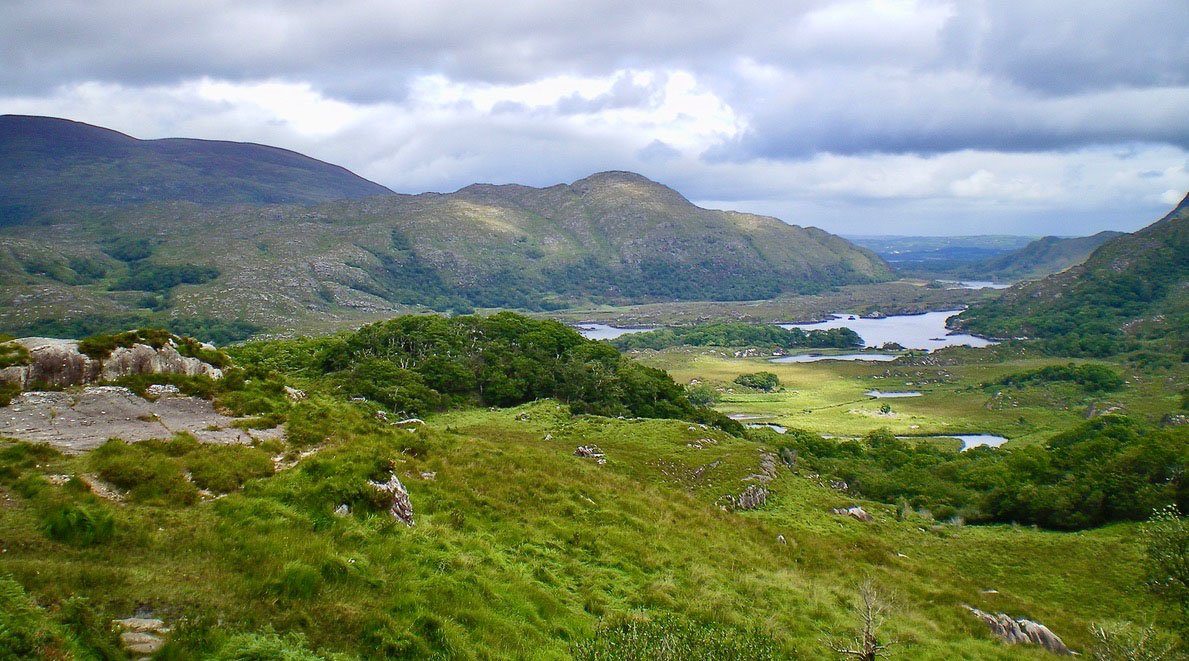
[0,386,283,453]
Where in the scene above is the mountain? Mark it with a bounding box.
[955,194,1189,356]
[0,118,892,339]
[0,115,393,224]
[955,231,1124,281]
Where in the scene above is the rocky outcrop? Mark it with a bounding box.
[719,484,769,511]
[964,606,1074,655]
[371,473,415,526]
[831,505,874,522]
[0,337,222,389]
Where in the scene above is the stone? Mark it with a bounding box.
[370,473,414,526]
[830,505,874,522]
[284,386,308,401]
[119,631,164,655]
[719,484,769,511]
[963,606,1074,655]
[0,337,221,391]
[334,504,350,517]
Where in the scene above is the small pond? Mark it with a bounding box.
[865,390,922,398]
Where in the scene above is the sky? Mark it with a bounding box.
[3,0,1188,236]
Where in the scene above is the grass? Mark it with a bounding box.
[0,348,1182,657]
[635,347,1187,447]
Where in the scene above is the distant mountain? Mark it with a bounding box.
[955,231,1124,281]
[0,117,892,337]
[955,194,1189,356]
[0,115,392,224]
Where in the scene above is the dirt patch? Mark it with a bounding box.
[0,386,283,454]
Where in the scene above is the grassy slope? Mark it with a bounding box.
[957,193,1189,348]
[957,231,1124,281]
[0,172,894,335]
[0,115,393,221]
[0,396,1166,659]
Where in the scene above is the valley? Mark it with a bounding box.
[0,115,1185,660]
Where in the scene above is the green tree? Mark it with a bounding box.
[1144,505,1189,624]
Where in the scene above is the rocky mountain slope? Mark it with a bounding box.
[0,118,893,338]
[956,193,1189,355]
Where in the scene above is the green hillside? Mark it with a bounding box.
[956,193,1189,356]
[0,143,893,338]
[956,231,1124,281]
[0,115,393,225]
[0,314,1181,659]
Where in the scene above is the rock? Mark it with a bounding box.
[419,471,436,481]
[0,337,221,390]
[777,534,786,545]
[334,504,350,517]
[113,617,170,656]
[119,631,164,655]
[575,445,606,461]
[963,606,1074,655]
[370,473,414,526]
[719,484,769,511]
[831,505,874,522]
[394,418,425,427]
[146,384,180,396]
[284,386,308,401]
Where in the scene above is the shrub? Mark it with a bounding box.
[571,613,781,660]
[41,504,115,546]
[209,630,325,661]
[90,440,198,506]
[734,372,781,392]
[0,341,29,368]
[0,574,79,659]
[185,445,274,494]
[271,562,321,600]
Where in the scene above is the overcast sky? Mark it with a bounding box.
[4,0,1188,235]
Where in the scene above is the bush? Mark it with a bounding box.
[209,630,326,661]
[41,504,115,546]
[0,341,29,368]
[571,613,781,660]
[734,372,781,392]
[90,440,199,506]
[271,562,321,600]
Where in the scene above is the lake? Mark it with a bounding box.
[937,280,1013,290]
[573,324,655,341]
[771,353,900,363]
[779,310,994,352]
[865,390,922,398]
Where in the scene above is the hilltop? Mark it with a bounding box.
[956,193,1189,355]
[0,118,893,339]
[955,231,1124,282]
[0,115,393,224]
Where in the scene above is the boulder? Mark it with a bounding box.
[963,606,1074,655]
[831,505,874,522]
[370,473,414,526]
[0,337,221,390]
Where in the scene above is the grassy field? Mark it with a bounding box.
[631,346,1186,447]
[0,397,1166,658]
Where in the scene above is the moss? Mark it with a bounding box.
[0,341,30,369]
[78,328,175,360]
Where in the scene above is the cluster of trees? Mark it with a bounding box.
[0,315,260,346]
[235,312,741,432]
[772,415,1187,529]
[610,322,862,351]
[988,363,1124,392]
[734,372,782,392]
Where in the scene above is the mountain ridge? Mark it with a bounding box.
[956,193,1189,355]
[0,117,893,337]
[0,115,394,223]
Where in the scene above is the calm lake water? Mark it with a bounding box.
[771,353,899,363]
[820,432,1008,451]
[937,280,1013,290]
[779,310,994,352]
[865,390,922,398]
[574,324,655,340]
